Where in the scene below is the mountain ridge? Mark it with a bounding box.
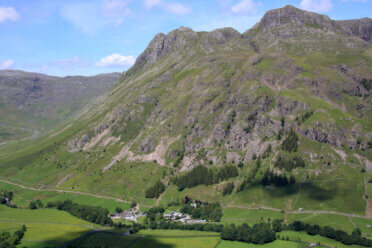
[130,5,371,74]
[0,69,121,143]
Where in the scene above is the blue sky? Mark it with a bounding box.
[0,0,370,76]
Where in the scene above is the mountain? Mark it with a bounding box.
[0,70,121,143]
[0,5,371,216]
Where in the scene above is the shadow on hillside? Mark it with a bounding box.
[300,182,337,201]
[30,230,175,248]
[245,181,336,202]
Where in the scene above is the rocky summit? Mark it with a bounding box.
[0,5,371,218]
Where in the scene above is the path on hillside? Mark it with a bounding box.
[0,178,133,204]
[1,178,370,219]
[224,204,370,219]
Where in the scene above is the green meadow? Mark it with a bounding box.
[0,181,131,212]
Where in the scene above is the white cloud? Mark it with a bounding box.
[101,0,132,25]
[51,57,90,70]
[0,6,20,23]
[231,0,259,14]
[0,60,14,69]
[341,0,367,2]
[96,54,136,67]
[60,3,103,33]
[163,2,191,15]
[143,0,191,15]
[60,1,132,33]
[144,0,161,9]
[102,0,129,15]
[299,0,333,13]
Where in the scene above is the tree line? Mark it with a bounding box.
[0,225,26,248]
[261,169,296,187]
[288,221,372,247]
[221,223,276,244]
[130,221,224,234]
[275,155,305,171]
[172,164,238,191]
[46,200,113,226]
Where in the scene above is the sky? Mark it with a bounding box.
[0,0,371,76]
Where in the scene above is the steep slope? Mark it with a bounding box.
[0,5,371,215]
[0,70,121,143]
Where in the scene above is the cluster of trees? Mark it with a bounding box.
[29,199,44,209]
[0,190,13,205]
[131,222,224,234]
[360,78,372,91]
[0,225,26,248]
[146,206,165,222]
[275,155,305,171]
[180,202,222,222]
[289,221,372,247]
[281,129,299,152]
[46,200,113,226]
[172,165,238,191]
[261,169,296,187]
[145,180,165,198]
[221,223,276,244]
[222,182,235,196]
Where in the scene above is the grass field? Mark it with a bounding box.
[222,207,372,235]
[280,230,366,248]
[71,229,221,248]
[217,240,307,248]
[0,181,131,212]
[0,205,96,248]
[221,208,284,224]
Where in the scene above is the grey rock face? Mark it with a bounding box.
[68,134,90,152]
[337,18,372,42]
[131,27,198,70]
[244,5,371,43]
[207,28,241,44]
[138,137,155,153]
[277,97,310,115]
[252,5,334,32]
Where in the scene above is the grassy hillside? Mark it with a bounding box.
[0,70,120,143]
[0,5,371,223]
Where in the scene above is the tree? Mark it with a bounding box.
[352,228,361,236]
[282,129,299,152]
[29,201,37,210]
[115,207,123,213]
[145,181,166,198]
[222,182,235,196]
[35,199,43,208]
